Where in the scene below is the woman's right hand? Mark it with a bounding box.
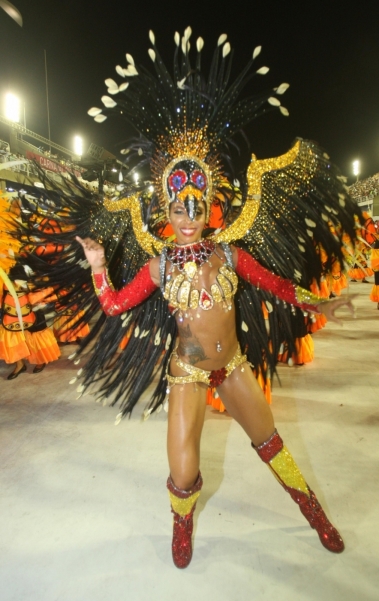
[76,236,106,273]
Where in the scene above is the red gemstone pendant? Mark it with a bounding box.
[199,288,213,310]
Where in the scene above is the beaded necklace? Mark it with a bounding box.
[166,239,216,271]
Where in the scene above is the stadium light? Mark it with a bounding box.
[352,159,360,181]
[4,93,20,122]
[74,135,83,156]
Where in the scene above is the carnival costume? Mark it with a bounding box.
[17,28,360,566]
[0,197,60,375]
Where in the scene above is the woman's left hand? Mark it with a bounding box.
[317,294,358,326]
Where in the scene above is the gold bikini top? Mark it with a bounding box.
[161,242,238,316]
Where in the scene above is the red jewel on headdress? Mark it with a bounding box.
[190,170,207,190]
[169,170,188,192]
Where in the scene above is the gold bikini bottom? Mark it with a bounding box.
[166,344,247,389]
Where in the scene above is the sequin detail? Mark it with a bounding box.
[211,142,300,244]
[255,429,284,462]
[235,248,320,312]
[286,487,345,553]
[92,261,157,316]
[166,344,247,389]
[164,263,238,312]
[254,431,344,553]
[167,473,203,569]
[104,193,166,255]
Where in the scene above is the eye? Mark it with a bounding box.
[190,170,207,191]
[168,170,188,192]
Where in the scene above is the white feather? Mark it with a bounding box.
[148,48,156,62]
[279,106,289,116]
[222,42,231,57]
[298,244,305,252]
[217,33,227,46]
[321,213,329,221]
[134,326,140,337]
[256,66,269,75]
[305,218,316,227]
[252,45,262,59]
[184,26,192,41]
[101,96,117,108]
[196,37,204,52]
[69,377,77,385]
[87,107,102,116]
[177,77,186,90]
[306,229,314,237]
[119,82,129,91]
[68,353,77,360]
[105,77,117,88]
[125,65,138,76]
[149,30,155,44]
[107,87,119,95]
[276,83,289,94]
[241,321,249,332]
[268,97,281,106]
[154,328,161,346]
[115,65,125,77]
[174,31,180,46]
[265,301,273,313]
[94,114,107,123]
[165,333,172,350]
[126,53,135,65]
[115,413,123,425]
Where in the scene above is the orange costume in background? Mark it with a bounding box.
[0,281,60,365]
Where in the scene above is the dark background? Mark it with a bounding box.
[1,0,379,181]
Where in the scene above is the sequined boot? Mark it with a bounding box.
[253,431,344,553]
[167,472,203,568]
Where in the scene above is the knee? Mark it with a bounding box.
[170,470,199,492]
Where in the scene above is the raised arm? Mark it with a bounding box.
[76,236,158,316]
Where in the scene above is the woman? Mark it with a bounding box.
[19,27,360,569]
[76,193,352,568]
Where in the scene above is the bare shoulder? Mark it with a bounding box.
[149,256,161,286]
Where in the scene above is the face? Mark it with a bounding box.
[169,200,206,244]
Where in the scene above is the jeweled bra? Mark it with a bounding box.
[160,241,238,321]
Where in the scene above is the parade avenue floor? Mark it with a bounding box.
[0,281,378,601]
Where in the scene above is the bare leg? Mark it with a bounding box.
[7,359,26,380]
[217,363,344,552]
[167,369,208,490]
[216,363,275,446]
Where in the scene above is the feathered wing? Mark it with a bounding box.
[214,139,361,387]
[17,168,176,416]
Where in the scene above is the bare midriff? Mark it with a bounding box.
[168,250,239,375]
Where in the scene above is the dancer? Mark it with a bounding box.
[18,28,360,568]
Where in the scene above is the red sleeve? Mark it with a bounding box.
[235,247,320,312]
[92,261,157,316]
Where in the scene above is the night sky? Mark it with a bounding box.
[1,0,379,182]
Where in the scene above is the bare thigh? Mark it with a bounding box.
[167,358,208,490]
[216,363,275,446]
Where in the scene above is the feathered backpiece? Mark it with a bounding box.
[15,27,361,419]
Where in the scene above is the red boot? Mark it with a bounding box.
[254,431,344,553]
[167,472,203,568]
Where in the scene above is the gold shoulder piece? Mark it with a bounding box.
[212,140,301,244]
[104,193,165,255]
